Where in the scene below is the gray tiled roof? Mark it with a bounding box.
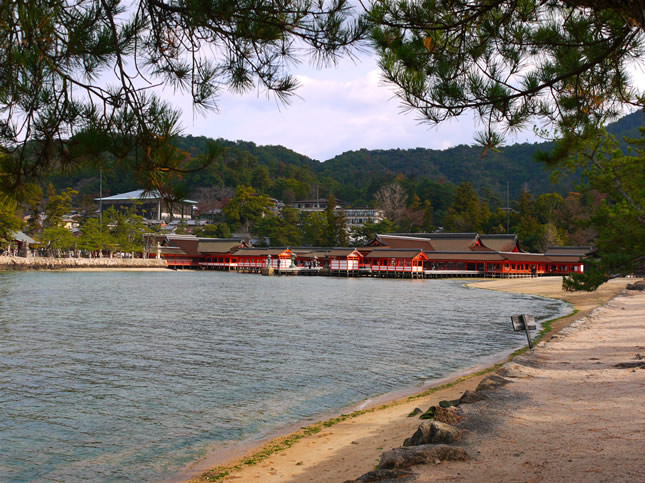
[95,189,197,204]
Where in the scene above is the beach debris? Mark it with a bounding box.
[408,408,423,417]
[346,468,416,482]
[475,374,512,392]
[613,361,645,369]
[379,444,470,470]
[458,389,488,405]
[419,406,436,420]
[403,421,462,447]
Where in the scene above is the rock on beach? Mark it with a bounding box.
[379,444,470,470]
[403,421,462,447]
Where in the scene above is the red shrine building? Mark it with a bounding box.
[155,232,592,278]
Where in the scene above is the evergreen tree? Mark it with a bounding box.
[421,200,434,232]
[350,219,396,245]
[41,226,76,255]
[194,223,232,238]
[223,185,273,233]
[1,0,365,193]
[43,186,78,229]
[562,127,645,290]
[444,182,490,232]
[324,195,339,246]
[0,198,23,246]
[255,208,302,246]
[300,211,326,246]
[78,218,111,254]
[38,185,79,254]
[105,207,149,253]
[369,0,644,152]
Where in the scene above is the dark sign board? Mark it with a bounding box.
[511,314,537,331]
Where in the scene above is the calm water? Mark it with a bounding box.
[0,271,570,481]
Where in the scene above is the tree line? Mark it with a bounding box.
[1,0,644,289]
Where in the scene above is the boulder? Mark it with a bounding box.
[434,406,463,425]
[626,280,645,291]
[459,389,488,404]
[347,468,416,482]
[403,421,462,446]
[496,364,526,378]
[476,374,512,392]
[379,444,470,469]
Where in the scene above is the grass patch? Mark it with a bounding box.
[198,408,388,481]
[536,309,578,340]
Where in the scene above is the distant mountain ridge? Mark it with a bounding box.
[52,110,645,204]
[317,110,645,199]
[179,110,644,201]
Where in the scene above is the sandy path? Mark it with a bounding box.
[416,287,645,482]
[190,277,634,482]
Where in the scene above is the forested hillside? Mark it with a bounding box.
[13,110,641,257]
[49,110,644,208]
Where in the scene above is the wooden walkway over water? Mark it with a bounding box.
[262,267,540,279]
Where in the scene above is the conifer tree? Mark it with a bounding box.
[0,0,365,193]
[562,127,645,290]
[368,0,644,153]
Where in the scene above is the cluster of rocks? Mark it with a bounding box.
[346,372,516,483]
[0,255,167,270]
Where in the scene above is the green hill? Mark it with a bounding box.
[51,110,645,206]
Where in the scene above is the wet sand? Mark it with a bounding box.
[188,276,635,482]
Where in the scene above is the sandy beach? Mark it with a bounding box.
[190,276,643,482]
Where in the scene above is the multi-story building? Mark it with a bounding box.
[343,208,385,228]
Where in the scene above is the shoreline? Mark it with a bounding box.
[180,348,515,480]
[186,276,631,482]
[52,267,171,272]
[0,255,167,271]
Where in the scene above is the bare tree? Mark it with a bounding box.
[374,184,408,222]
[192,186,235,204]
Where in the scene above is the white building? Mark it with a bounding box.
[95,189,197,221]
[343,208,385,228]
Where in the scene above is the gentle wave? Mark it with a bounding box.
[0,271,570,481]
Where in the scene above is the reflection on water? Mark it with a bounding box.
[0,271,569,480]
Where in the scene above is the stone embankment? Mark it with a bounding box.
[0,256,167,270]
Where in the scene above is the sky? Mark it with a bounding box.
[168,53,543,161]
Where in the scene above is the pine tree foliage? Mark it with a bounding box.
[0,0,365,193]
[562,125,645,290]
[368,0,645,151]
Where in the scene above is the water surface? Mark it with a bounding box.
[0,271,570,481]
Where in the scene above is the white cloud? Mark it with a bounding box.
[176,54,539,160]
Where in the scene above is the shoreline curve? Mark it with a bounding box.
[185,276,631,482]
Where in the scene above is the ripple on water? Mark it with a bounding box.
[0,271,570,481]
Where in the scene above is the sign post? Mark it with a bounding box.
[511,314,537,349]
